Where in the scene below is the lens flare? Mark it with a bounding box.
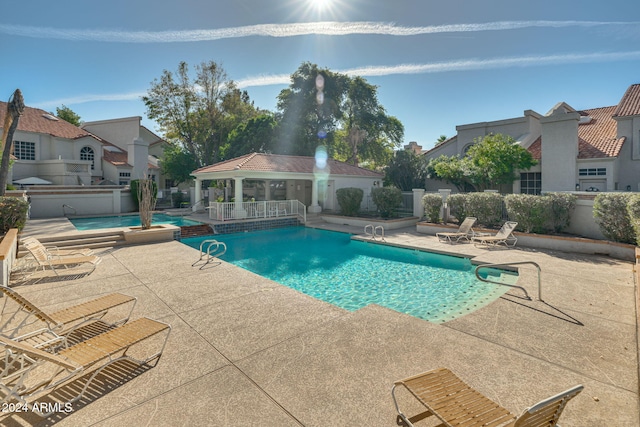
[315,145,328,168]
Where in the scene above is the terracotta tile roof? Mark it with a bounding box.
[613,84,640,117]
[527,106,625,160]
[0,102,91,140]
[577,106,625,158]
[194,153,383,177]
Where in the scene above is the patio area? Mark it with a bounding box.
[2,220,638,426]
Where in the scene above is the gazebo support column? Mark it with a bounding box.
[309,177,322,214]
[234,177,247,218]
[193,178,202,212]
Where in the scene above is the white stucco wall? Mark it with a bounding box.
[541,108,580,191]
[83,117,141,152]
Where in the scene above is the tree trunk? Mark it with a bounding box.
[0,90,25,196]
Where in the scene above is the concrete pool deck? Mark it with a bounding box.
[3,218,638,426]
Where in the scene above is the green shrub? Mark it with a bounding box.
[547,192,577,233]
[504,194,550,233]
[422,193,443,223]
[336,187,364,216]
[593,193,635,244]
[465,192,503,228]
[372,187,402,219]
[627,194,640,245]
[0,197,29,233]
[446,193,468,224]
[171,191,184,208]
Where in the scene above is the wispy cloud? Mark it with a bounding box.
[33,50,640,106]
[237,50,640,87]
[1,20,637,43]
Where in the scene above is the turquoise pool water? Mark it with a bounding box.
[183,228,514,323]
[70,213,202,230]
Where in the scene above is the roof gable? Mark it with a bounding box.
[193,153,382,177]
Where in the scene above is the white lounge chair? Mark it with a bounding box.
[471,221,518,248]
[436,217,477,243]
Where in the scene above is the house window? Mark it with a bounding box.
[119,171,131,186]
[13,141,35,160]
[520,172,541,195]
[578,168,606,176]
[80,146,95,169]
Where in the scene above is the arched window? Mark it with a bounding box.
[80,146,95,170]
[461,143,474,156]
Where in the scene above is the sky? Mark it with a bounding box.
[1,0,639,151]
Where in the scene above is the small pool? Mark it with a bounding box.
[183,228,516,323]
[70,213,202,230]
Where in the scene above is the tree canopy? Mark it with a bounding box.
[427,133,537,191]
[55,105,82,126]
[384,149,428,191]
[143,61,260,168]
[275,62,403,167]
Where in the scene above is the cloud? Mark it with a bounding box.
[0,20,637,43]
[34,50,640,106]
[236,50,640,87]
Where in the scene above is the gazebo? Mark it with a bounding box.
[191,152,383,220]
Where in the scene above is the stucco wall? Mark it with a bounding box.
[18,187,136,218]
[541,110,579,191]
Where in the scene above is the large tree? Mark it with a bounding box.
[160,144,198,185]
[220,113,278,160]
[275,62,403,165]
[427,133,537,191]
[143,61,259,167]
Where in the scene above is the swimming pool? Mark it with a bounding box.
[183,228,515,323]
[70,213,202,230]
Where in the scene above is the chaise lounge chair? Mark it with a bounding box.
[0,317,171,417]
[0,286,136,349]
[471,221,518,248]
[392,367,583,427]
[21,236,94,258]
[436,217,477,243]
[21,239,102,279]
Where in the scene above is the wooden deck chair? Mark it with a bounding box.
[471,221,518,248]
[0,287,136,349]
[436,217,477,243]
[21,236,94,257]
[0,317,171,417]
[392,367,583,427]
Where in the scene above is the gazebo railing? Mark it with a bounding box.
[207,200,306,223]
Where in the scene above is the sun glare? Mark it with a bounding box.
[312,0,332,10]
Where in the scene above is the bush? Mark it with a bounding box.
[627,194,640,245]
[504,194,550,233]
[336,187,364,216]
[0,197,29,233]
[593,193,635,244]
[422,193,443,223]
[465,192,503,228]
[446,193,468,224]
[171,191,184,208]
[372,187,402,219]
[547,192,577,233]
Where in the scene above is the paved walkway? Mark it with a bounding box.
[3,219,638,426]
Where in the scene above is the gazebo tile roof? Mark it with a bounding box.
[193,153,383,177]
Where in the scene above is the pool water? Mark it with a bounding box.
[183,228,515,323]
[70,213,202,230]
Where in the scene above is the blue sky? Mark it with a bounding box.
[2,0,639,150]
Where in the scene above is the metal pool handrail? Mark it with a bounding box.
[474,261,542,301]
[192,239,227,269]
[364,224,385,241]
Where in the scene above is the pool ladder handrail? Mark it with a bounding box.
[364,224,385,241]
[474,261,542,301]
[62,204,77,217]
[192,239,227,269]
